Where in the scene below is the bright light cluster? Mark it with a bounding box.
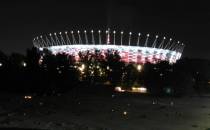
[44,45,181,64]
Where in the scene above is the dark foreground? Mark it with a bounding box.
[0,88,210,130]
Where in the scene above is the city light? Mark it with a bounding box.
[78,64,85,72]
[24,95,32,100]
[123,111,127,116]
[137,64,142,72]
[22,62,27,67]
[115,87,125,92]
[106,66,110,70]
[131,87,147,93]
[0,62,2,67]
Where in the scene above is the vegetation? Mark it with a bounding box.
[0,47,210,96]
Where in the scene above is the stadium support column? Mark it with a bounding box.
[152,35,158,48]
[172,41,180,51]
[54,33,61,45]
[40,36,47,47]
[65,31,72,45]
[113,30,116,45]
[45,36,51,47]
[106,28,111,45]
[170,41,179,50]
[91,30,95,45]
[120,31,123,46]
[60,32,66,45]
[144,34,149,47]
[78,30,83,44]
[137,33,141,46]
[158,36,166,49]
[129,32,132,46]
[98,30,102,44]
[50,33,56,46]
[71,31,77,44]
[164,38,172,49]
[180,43,185,54]
[84,30,89,44]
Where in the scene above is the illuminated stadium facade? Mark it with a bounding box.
[33,29,185,64]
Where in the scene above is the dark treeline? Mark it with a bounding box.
[0,47,210,96]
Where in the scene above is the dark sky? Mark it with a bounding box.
[0,0,210,59]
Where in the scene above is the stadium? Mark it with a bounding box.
[33,29,185,64]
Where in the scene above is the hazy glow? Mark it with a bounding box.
[115,87,125,92]
[22,62,27,67]
[24,96,32,99]
[131,87,147,93]
[137,64,142,72]
[45,45,181,64]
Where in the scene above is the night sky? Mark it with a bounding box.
[0,0,210,59]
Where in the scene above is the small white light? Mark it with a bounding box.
[24,95,32,100]
[59,32,62,35]
[178,41,180,43]
[77,30,80,33]
[129,32,132,35]
[91,30,94,33]
[156,35,158,38]
[163,37,166,39]
[106,30,108,33]
[54,32,56,35]
[0,62,2,67]
[170,38,172,41]
[98,30,101,33]
[147,34,150,37]
[65,31,68,34]
[113,30,116,34]
[40,35,42,38]
[49,33,52,36]
[71,31,74,34]
[137,64,142,71]
[22,62,27,67]
[121,31,124,34]
[123,111,127,116]
[84,30,87,33]
[138,33,141,36]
